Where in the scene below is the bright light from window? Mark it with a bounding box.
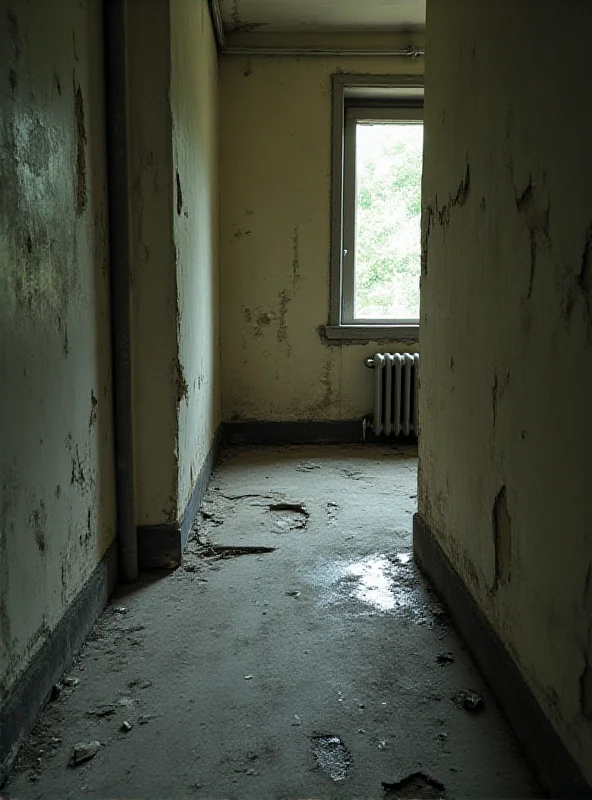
[354,122,423,321]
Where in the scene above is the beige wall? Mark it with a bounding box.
[420,0,592,782]
[219,44,423,422]
[0,0,116,697]
[171,0,221,515]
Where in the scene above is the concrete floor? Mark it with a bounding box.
[5,445,541,799]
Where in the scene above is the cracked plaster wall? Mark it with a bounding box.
[419,0,592,781]
[171,0,221,515]
[0,0,116,700]
[219,43,423,422]
[127,0,220,524]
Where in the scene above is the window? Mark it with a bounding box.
[326,76,424,341]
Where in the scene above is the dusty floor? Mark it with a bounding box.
[5,445,541,799]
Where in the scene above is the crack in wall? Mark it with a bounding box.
[421,160,471,277]
[513,173,550,300]
[73,76,87,217]
[492,485,511,590]
[176,170,183,216]
[491,369,511,429]
[567,221,592,334]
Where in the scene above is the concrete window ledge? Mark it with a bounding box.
[322,324,419,342]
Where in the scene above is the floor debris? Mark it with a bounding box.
[120,721,133,733]
[311,735,352,782]
[382,772,446,798]
[69,741,100,767]
[4,446,541,799]
[436,652,455,666]
[196,540,276,560]
[452,689,484,712]
[296,462,321,472]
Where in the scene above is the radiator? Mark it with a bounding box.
[365,352,420,437]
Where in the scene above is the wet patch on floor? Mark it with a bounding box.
[313,552,448,624]
[311,734,352,782]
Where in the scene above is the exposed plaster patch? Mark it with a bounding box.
[74,77,87,217]
[176,170,183,216]
[89,391,98,429]
[231,227,252,241]
[492,485,511,590]
[421,161,471,276]
[513,173,550,300]
[173,356,189,405]
[29,501,47,554]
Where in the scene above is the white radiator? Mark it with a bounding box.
[365,352,419,437]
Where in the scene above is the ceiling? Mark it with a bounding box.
[219,0,426,34]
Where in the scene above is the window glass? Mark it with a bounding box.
[354,122,423,321]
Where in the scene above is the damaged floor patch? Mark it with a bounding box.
[312,735,351,782]
[383,772,445,798]
[269,502,309,532]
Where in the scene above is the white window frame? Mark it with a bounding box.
[325,75,424,342]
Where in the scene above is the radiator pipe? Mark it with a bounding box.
[103,0,138,583]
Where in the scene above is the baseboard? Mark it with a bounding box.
[137,427,222,569]
[0,542,118,787]
[413,513,592,799]
[223,420,364,445]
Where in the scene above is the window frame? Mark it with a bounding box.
[326,74,424,342]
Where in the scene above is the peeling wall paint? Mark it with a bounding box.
[219,44,424,422]
[0,0,116,699]
[171,0,221,516]
[419,0,592,782]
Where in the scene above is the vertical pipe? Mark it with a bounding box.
[103,0,138,582]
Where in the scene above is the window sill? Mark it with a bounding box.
[322,324,419,342]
